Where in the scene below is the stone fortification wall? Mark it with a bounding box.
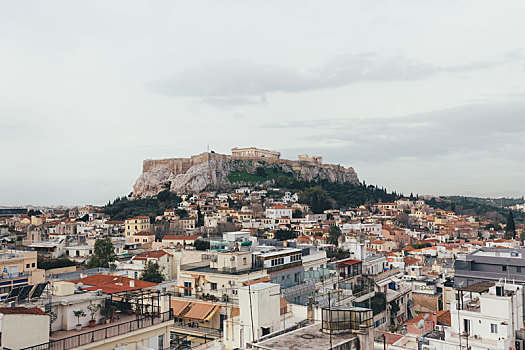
[143,152,230,174]
[142,149,355,176]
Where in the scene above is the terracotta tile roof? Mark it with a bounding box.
[163,235,202,241]
[436,310,451,326]
[0,307,45,315]
[134,250,171,260]
[133,231,155,236]
[335,258,362,266]
[72,274,156,293]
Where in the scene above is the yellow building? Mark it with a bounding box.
[125,216,150,242]
[0,249,45,301]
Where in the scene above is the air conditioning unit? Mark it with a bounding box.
[196,287,203,292]
[434,325,444,332]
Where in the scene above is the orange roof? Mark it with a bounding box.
[163,235,202,241]
[72,274,156,293]
[335,258,362,266]
[133,231,155,236]
[134,250,171,260]
[437,310,451,326]
[0,307,45,315]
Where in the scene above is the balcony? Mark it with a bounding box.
[21,311,173,350]
[180,261,264,275]
[386,285,411,303]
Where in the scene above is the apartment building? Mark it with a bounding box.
[423,282,523,350]
[0,249,45,301]
[124,216,150,242]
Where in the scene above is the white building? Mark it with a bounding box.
[223,282,281,349]
[265,206,293,220]
[424,282,524,350]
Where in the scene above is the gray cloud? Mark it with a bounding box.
[154,53,516,103]
[274,101,525,163]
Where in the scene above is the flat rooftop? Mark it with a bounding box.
[253,323,357,350]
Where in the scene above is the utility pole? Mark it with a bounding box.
[328,291,333,350]
[248,280,255,343]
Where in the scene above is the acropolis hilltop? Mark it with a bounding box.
[142,147,348,175]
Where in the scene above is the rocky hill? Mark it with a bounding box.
[132,158,359,197]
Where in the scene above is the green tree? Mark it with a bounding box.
[27,209,42,216]
[274,229,297,241]
[156,189,171,202]
[140,261,165,283]
[328,226,342,246]
[506,211,516,239]
[87,238,116,268]
[292,209,303,218]
[194,240,210,250]
[300,186,330,214]
[275,175,291,188]
[196,205,204,227]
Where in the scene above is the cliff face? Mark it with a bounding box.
[132,158,359,197]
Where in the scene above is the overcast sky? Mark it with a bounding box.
[2,1,525,206]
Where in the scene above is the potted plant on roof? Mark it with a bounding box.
[73,308,86,331]
[87,302,101,327]
[100,299,113,324]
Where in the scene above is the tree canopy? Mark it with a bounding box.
[87,238,116,268]
[140,261,165,283]
[274,229,297,241]
[300,186,331,214]
[328,226,342,246]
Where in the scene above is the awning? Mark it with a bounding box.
[183,302,219,321]
[243,276,271,286]
[171,300,192,317]
[190,274,211,284]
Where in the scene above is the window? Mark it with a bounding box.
[463,319,471,334]
[518,267,522,273]
[502,266,507,272]
[26,264,30,268]
[31,263,35,267]
[211,283,218,291]
[243,257,247,265]
[261,327,270,336]
[184,282,192,296]
[158,334,164,350]
[491,323,497,333]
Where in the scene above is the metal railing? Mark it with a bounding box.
[171,321,222,337]
[21,311,173,350]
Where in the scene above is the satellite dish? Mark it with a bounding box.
[75,282,84,290]
[424,314,430,320]
[417,320,425,329]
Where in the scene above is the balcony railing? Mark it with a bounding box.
[21,311,173,350]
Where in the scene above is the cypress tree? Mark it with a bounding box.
[506,211,516,239]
